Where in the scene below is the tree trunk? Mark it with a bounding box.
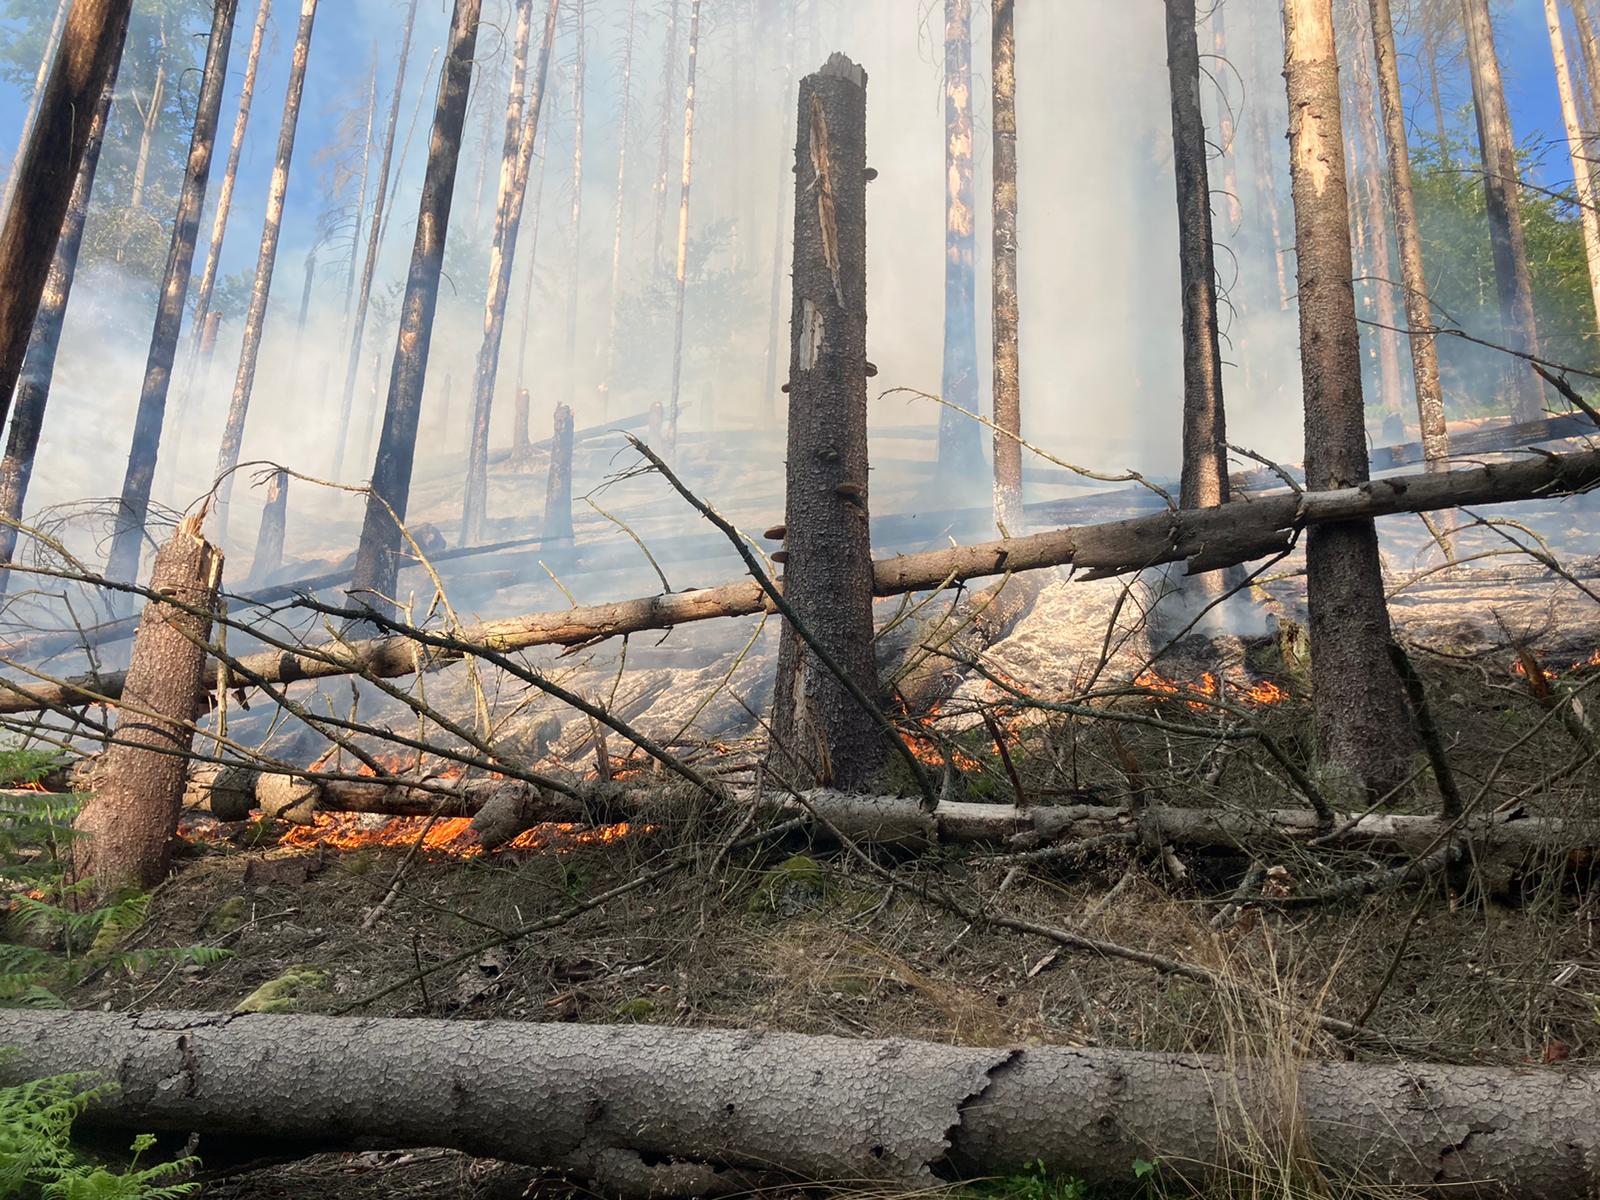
[652,0,682,273]
[768,53,882,791]
[0,39,122,595]
[104,0,240,587]
[211,0,320,540]
[565,0,588,409]
[123,52,165,225]
[1165,0,1230,512]
[665,0,703,457]
[332,0,423,481]
[512,115,553,397]
[460,0,559,544]
[0,0,71,216]
[348,0,483,614]
[5,447,1597,717]
[513,387,531,453]
[72,516,222,895]
[1283,0,1417,800]
[761,6,798,421]
[598,0,639,418]
[937,0,985,489]
[1459,0,1546,422]
[247,469,288,586]
[173,0,271,439]
[1570,0,1600,127]
[1368,0,1450,467]
[0,0,133,437]
[543,403,574,542]
[991,0,1023,530]
[5,1011,1600,1200]
[1546,0,1600,333]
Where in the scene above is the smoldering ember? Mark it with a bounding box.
[7,3,1600,1200]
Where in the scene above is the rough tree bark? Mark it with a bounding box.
[1368,0,1450,466]
[0,0,133,437]
[347,0,482,614]
[991,0,1023,530]
[1546,0,1600,332]
[937,0,985,489]
[211,0,319,540]
[73,517,222,895]
[3,1011,1599,1199]
[331,0,422,481]
[247,469,288,586]
[0,43,121,595]
[460,0,559,544]
[598,0,639,416]
[651,0,682,272]
[665,0,703,457]
[104,0,240,587]
[1460,0,1546,422]
[0,0,71,216]
[1165,0,1230,512]
[543,403,574,542]
[768,53,883,791]
[1283,0,1417,799]
[4,448,1596,716]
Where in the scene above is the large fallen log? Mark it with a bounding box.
[1,1009,1594,1198]
[4,448,1597,715]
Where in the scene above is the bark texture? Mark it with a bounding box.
[1165,0,1230,511]
[73,518,222,894]
[0,0,132,436]
[105,0,240,586]
[769,54,883,791]
[2,1010,1599,1199]
[990,0,1023,529]
[1283,0,1416,798]
[542,404,575,542]
[348,0,482,613]
[937,0,985,488]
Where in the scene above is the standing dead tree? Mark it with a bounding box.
[248,469,289,586]
[348,0,484,614]
[768,53,883,791]
[665,0,704,456]
[1283,0,1417,798]
[598,0,640,417]
[991,0,1023,530]
[460,0,560,545]
[105,0,241,587]
[651,0,683,272]
[212,0,320,540]
[565,0,589,410]
[73,516,222,896]
[543,403,575,541]
[0,0,133,436]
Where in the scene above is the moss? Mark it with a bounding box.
[203,896,248,936]
[613,997,656,1021]
[747,854,827,915]
[234,966,328,1014]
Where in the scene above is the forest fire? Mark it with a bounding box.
[277,813,638,859]
[1133,670,1291,709]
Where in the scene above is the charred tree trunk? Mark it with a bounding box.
[762,6,798,421]
[0,0,133,436]
[0,0,71,216]
[937,0,985,489]
[769,54,882,791]
[598,0,639,417]
[247,469,288,586]
[543,402,574,542]
[1459,0,1546,422]
[212,0,319,540]
[652,0,683,273]
[1283,0,1417,800]
[1546,0,1600,332]
[348,0,482,614]
[0,43,122,595]
[73,516,222,896]
[565,0,588,408]
[513,387,532,453]
[991,0,1023,530]
[460,0,559,544]
[104,0,240,587]
[1368,0,1450,467]
[665,0,703,457]
[1165,0,1230,512]
[332,0,423,481]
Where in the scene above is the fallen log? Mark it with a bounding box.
[1,1009,1595,1198]
[4,448,1597,715]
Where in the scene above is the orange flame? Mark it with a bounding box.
[1135,670,1290,709]
[277,813,638,858]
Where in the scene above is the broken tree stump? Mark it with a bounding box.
[770,52,883,790]
[543,402,574,542]
[74,515,223,894]
[246,468,288,586]
[513,385,531,454]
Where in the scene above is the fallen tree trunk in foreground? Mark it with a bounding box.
[4,448,1597,715]
[1,1009,1595,1198]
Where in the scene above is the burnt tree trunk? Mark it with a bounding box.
[665,0,703,456]
[332,0,422,481]
[543,403,574,542]
[1283,0,1417,799]
[1459,0,1545,422]
[461,0,559,544]
[0,0,132,436]
[0,0,71,215]
[937,0,985,490]
[1164,0,1230,511]
[212,0,319,540]
[73,516,222,895]
[1368,0,1450,466]
[348,0,482,614]
[598,0,639,417]
[247,469,288,586]
[769,54,882,791]
[105,0,240,586]
[0,42,122,595]
[991,0,1023,530]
